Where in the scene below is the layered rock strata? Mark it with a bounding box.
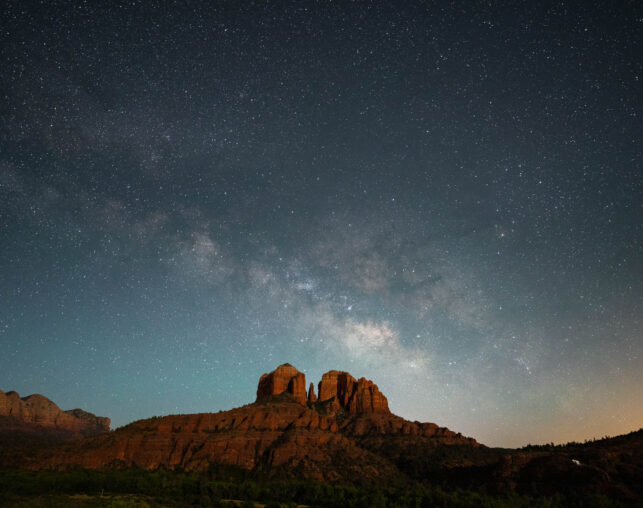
[33,397,477,480]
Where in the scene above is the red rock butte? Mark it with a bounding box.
[4,363,479,479]
[1,364,640,502]
[256,363,308,404]
[256,364,389,414]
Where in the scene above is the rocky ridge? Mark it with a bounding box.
[2,365,641,503]
[22,364,478,482]
[0,389,110,438]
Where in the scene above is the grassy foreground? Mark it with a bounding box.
[0,469,626,507]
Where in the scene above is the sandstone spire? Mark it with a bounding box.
[307,382,317,402]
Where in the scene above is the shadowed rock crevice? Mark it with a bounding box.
[307,382,317,402]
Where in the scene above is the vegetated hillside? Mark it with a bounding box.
[503,429,643,501]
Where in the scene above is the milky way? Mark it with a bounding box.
[1,2,641,447]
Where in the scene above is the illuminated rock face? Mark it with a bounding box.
[256,365,389,414]
[256,363,307,404]
[0,389,110,436]
[318,370,390,414]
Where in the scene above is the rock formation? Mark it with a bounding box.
[256,363,307,404]
[318,370,389,414]
[307,382,317,402]
[255,366,389,414]
[318,370,355,406]
[34,398,408,482]
[3,365,641,503]
[0,389,110,438]
[9,363,479,481]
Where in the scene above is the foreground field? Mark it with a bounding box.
[1,493,309,508]
[0,469,628,508]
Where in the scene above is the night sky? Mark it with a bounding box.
[1,2,641,448]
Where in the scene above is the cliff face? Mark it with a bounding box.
[318,371,390,414]
[0,390,110,437]
[257,365,390,414]
[256,363,307,404]
[35,399,402,482]
[20,364,478,482]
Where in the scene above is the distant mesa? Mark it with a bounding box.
[0,389,110,438]
[256,363,389,414]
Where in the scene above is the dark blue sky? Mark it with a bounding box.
[1,1,641,447]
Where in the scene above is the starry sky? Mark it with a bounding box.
[1,2,641,448]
